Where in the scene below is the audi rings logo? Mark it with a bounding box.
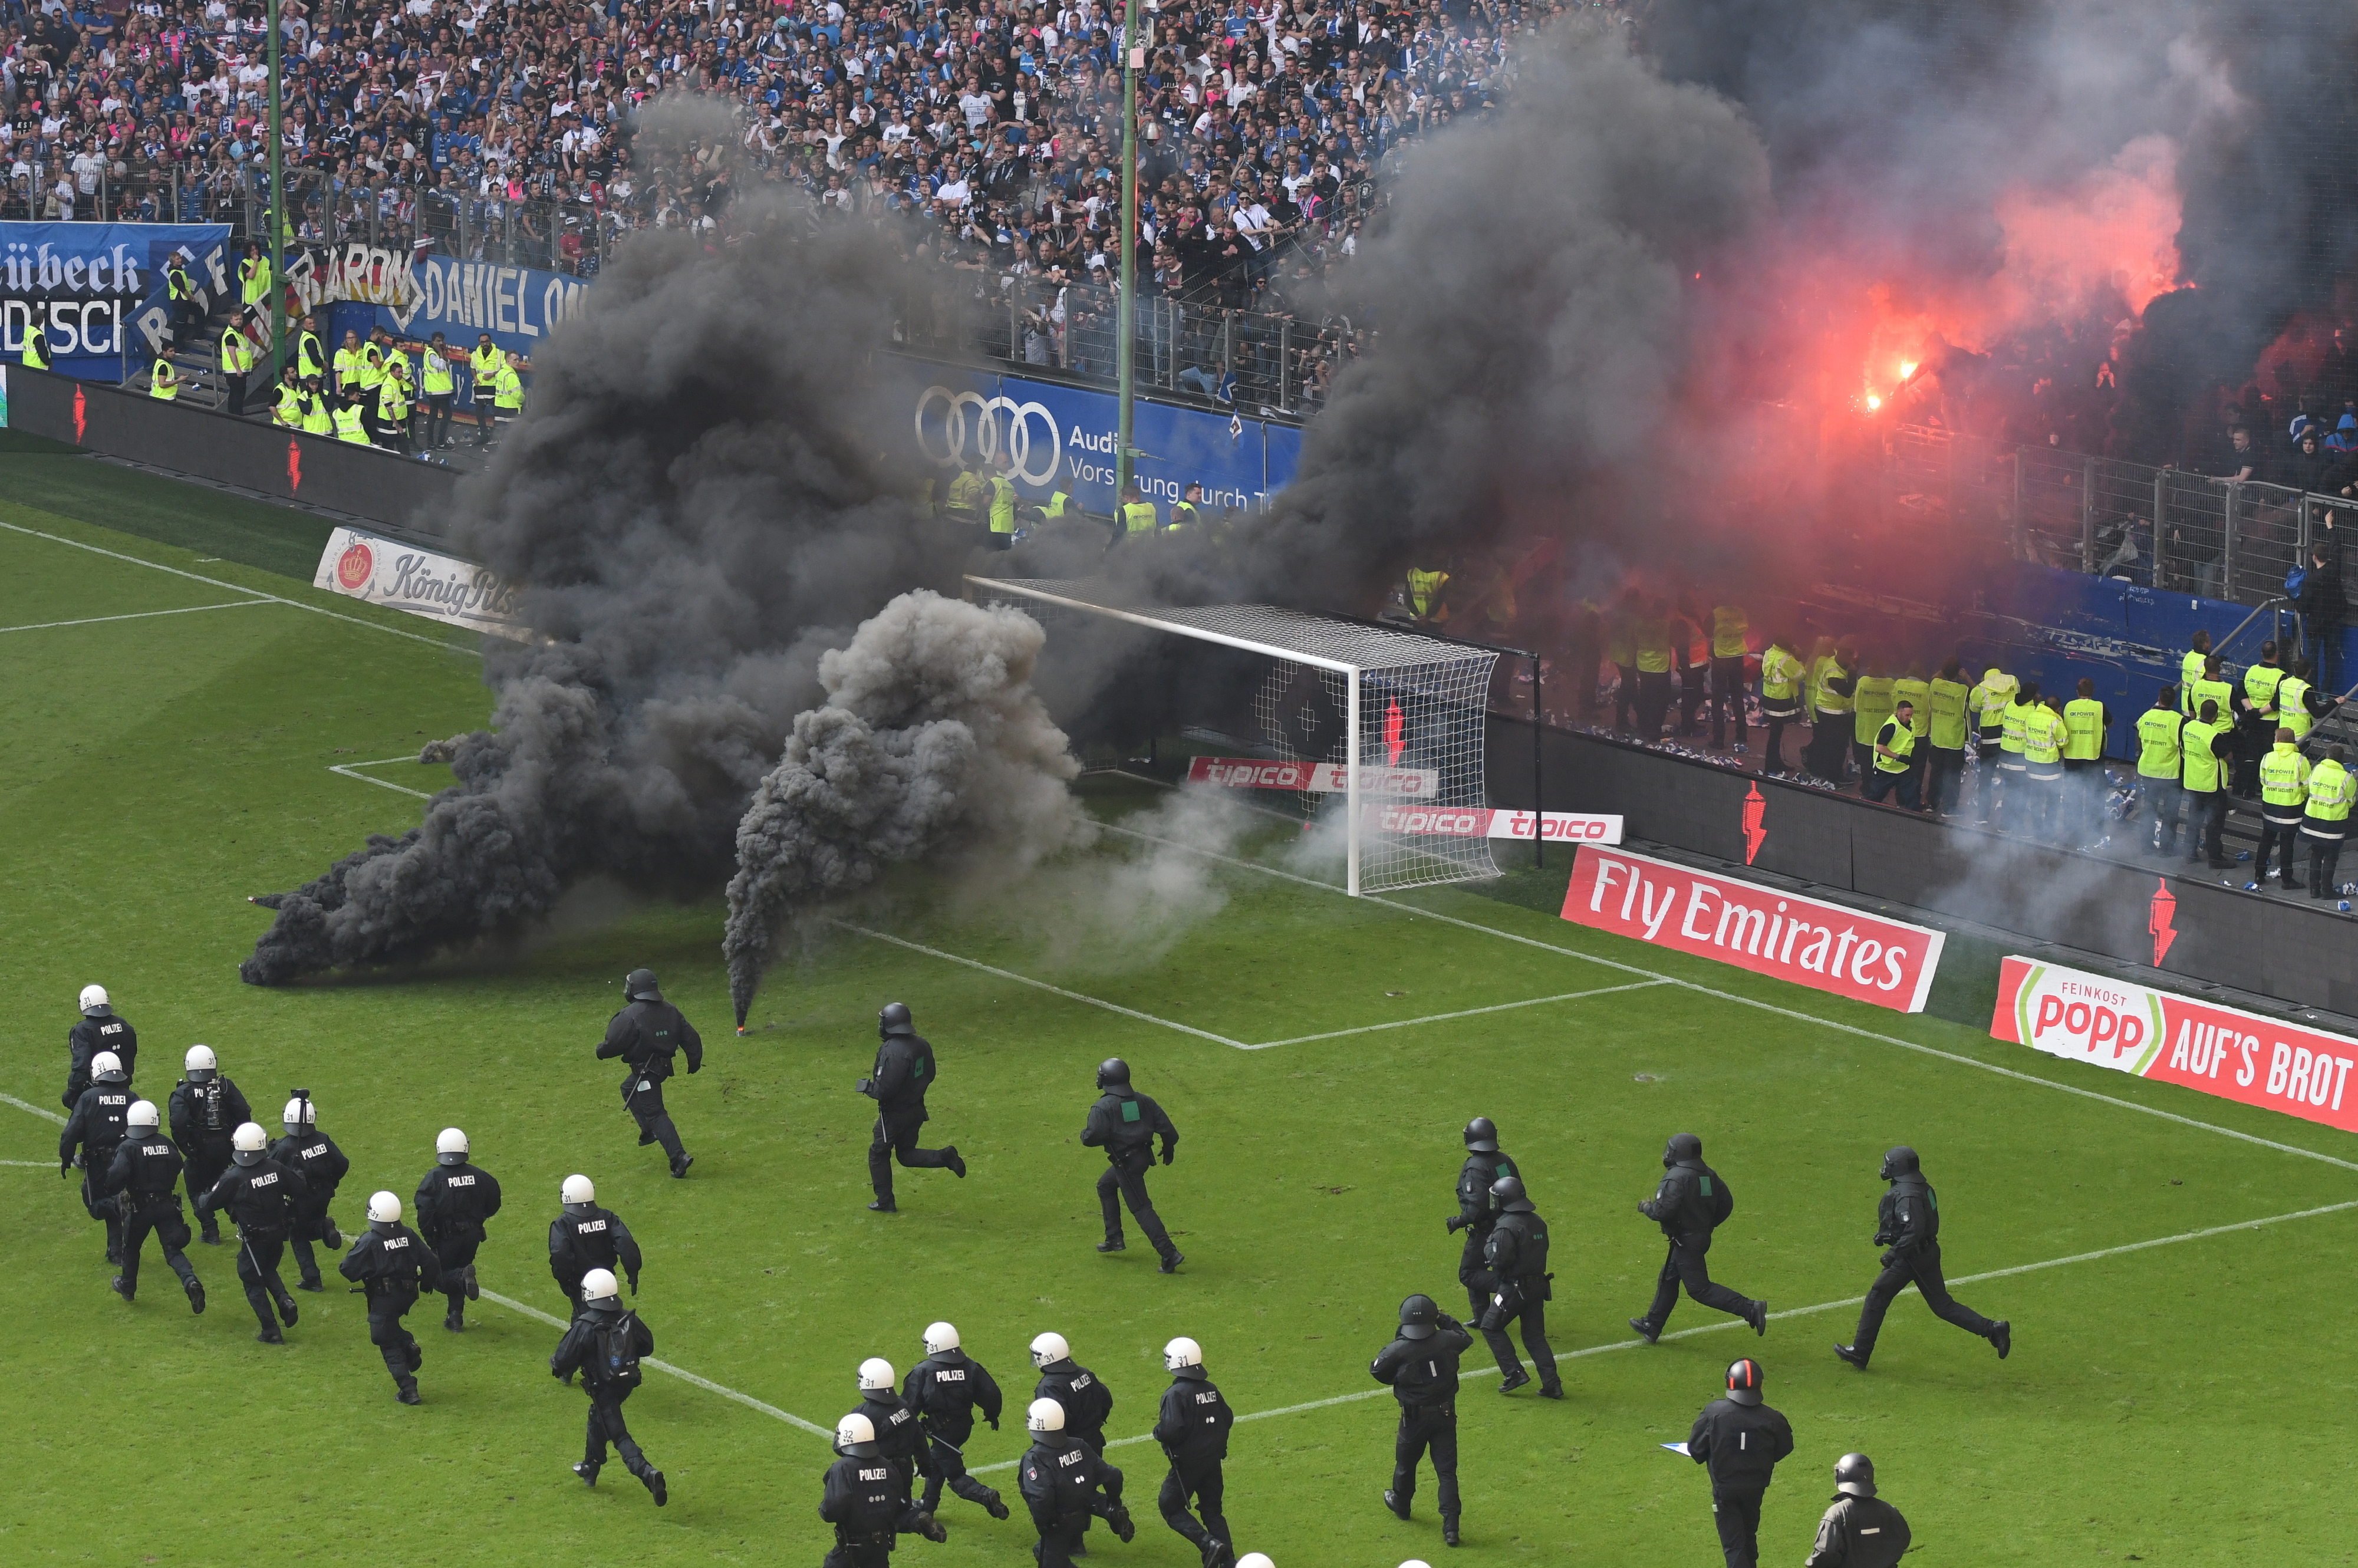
[915,385,1062,487]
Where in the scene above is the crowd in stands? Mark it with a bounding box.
[0,0,1628,406]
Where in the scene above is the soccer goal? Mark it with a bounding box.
[968,575,1502,895]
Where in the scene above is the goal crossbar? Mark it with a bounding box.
[968,575,1501,896]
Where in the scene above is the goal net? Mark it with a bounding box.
[968,575,1501,895]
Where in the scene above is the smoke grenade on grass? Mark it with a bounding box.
[723,590,1087,1025]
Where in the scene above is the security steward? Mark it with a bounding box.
[1153,1337,1236,1568]
[1968,664,2018,823]
[60,1050,135,1264]
[2062,678,2112,841]
[1083,1058,1183,1271]
[2021,691,2067,844]
[2179,630,2212,709]
[1020,1396,1137,1568]
[862,1003,966,1213]
[551,1266,668,1505]
[824,1411,949,1568]
[2182,699,2238,868]
[270,1092,349,1292]
[1862,699,1919,811]
[102,1099,206,1312]
[64,983,137,1111]
[22,318,50,369]
[272,365,307,428]
[1804,1455,1912,1568]
[1850,659,1896,787]
[986,454,1020,549]
[1478,1175,1560,1396]
[1924,658,1971,815]
[219,311,255,415]
[549,1173,643,1310]
[1893,664,1931,797]
[340,1190,443,1404]
[295,314,327,383]
[2238,640,2288,798]
[1118,479,1160,538]
[1707,600,1750,751]
[2301,745,2355,900]
[1631,1133,1767,1342]
[1373,1294,1472,1546]
[598,967,703,1178]
[417,1126,503,1331]
[1445,1116,1518,1321]
[905,1323,1012,1518]
[1807,640,1855,782]
[1687,1358,1795,1568]
[2188,655,2237,749]
[2257,725,2312,889]
[1995,680,2034,830]
[858,1357,940,1495]
[1757,634,1807,775]
[2280,657,2343,742]
[1031,1333,1114,1454]
[170,1045,250,1246]
[1833,1146,2008,1369]
[194,1120,308,1343]
[2136,686,2185,855]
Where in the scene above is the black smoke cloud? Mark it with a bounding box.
[722,590,1086,1023]
[242,107,966,985]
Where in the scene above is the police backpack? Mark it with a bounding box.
[1702,1170,1735,1226]
[596,1310,643,1389]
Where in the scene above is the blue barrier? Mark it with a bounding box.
[0,222,236,378]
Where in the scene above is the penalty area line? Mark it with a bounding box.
[0,599,274,634]
[964,1196,2358,1473]
[1102,823,2358,1178]
[329,758,438,799]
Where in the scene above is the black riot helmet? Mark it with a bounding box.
[624,968,661,1002]
[1879,1146,1919,1181]
[1462,1116,1499,1152]
[1398,1294,1440,1340]
[1725,1357,1764,1407]
[1834,1452,1877,1498]
[1664,1132,1703,1168]
[1096,1058,1131,1089]
[879,1002,915,1038]
[1488,1174,1532,1213]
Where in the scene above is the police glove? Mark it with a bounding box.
[1160,1147,1175,1167]
[1445,1213,1466,1233]
[988,1416,999,1430]
[60,1157,74,1179]
[857,1078,874,1095]
[629,1276,640,1296]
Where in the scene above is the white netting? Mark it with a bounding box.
[970,577,1501,894]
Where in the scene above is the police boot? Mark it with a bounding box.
[1627,1317,1660,1345]
[1158,1250,1185,1274]
[396,1378,422,1405]
[1107,1504,1137,1544]
[298,1274,324,1292]
[1443,1516,1461,1547]
[445,1303,466,1332]
[321,1218,344,1249]
[184,1275,206,1314]
[640,1467,668,1507]
[256,1326,285,1344]
[200,1221,222,1245]
[637,1127,657,1147]
[463,1263,481,1301]
[670,1154,694,1179]
[1201,1538,1233,1568]
[407,1338,424,1372]
[1095,1236,1124,1251]
[111,1275,134,1303]
[573,1461,601,1487]
[274,1292,299,1326]
[1990,1320,2012,1359]
[106,1240,121,1265]
[1834,1343,1870,1371]
[868,1197,898,1213]
[1497,1369,1531,1394]
[1384,1488,1411,1521]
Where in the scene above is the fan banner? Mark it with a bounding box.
[1357,805,1624,842]
[1559,845,1944,1013]
[1186,755,1440,797]
[1990,956,2358,1134]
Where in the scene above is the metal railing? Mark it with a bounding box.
[1891,426,2356,611]
[893,275,1343,419]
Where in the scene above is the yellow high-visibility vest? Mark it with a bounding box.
[2063,697,2105,761]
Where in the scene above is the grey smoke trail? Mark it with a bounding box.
[723,590,1087,1023]
[241,103,967,985]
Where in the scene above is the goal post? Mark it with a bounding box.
[967,575,1503,895]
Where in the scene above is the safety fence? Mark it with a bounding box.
[1888,424,2349,612]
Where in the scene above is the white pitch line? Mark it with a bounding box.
[840,923,1252,1049]
[1103,823,2358,1178]
[0,518,482,656]
[967,1195,2358,1472]
[0,1092,67,1126]
[329,759,437,799]
[0,599,274,634]
[477,1288,835,1438]
[0,1159,54,1167]
[1249,981,1669,1049]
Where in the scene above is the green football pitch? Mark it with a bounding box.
[6,445,2358,1566]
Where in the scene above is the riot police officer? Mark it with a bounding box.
[60,1050,134,1263]
[417,1126,502,1332]
[193,1121,307,1342]
[103,1099,205,1312]
[1082,1058,1183,1271]
[857,1357,940,1495]
[905,1322,1011,1518]
[1020,1397,1135,1568]
[1630,1133,1766,1343]
[1687,1358,1794,1568]
[549,1174,643,1310]
[1478,1175,1560,1397]
[1445,1118,1518,1321]
[1835,1147,2010,1369]
[169,1045,251,1246]
[1153,1337,1236,1568]
[1372,1294,1471,1546]
[270,1092,349,1292]
[552,1267,667,1504]
[1030,1333,1114,1454]
[63,984,137,1109]
[338,1190,443,1404]
[823,1410,949,1568]
[1804,1454,1912,1567]
[597,967,703,1178]
[862,1003,966,1213]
